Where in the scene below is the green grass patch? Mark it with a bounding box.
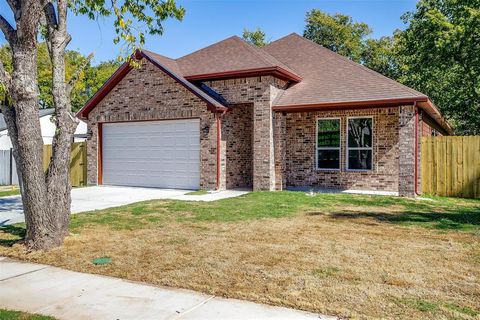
[444,302,479,317]
[0,188,20,198]
[0,309,56,320]
[395,298,439,313]
[394,298,479,318]
[312,266,340,278]
[185,190,209,196]
[66,191,480,231]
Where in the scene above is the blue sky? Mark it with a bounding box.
[0,0,418,64]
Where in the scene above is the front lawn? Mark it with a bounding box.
[1,192,479,319]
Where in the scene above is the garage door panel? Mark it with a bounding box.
[102,119,200,189]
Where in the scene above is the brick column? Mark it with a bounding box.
[253,101,275,191]
[273,112,286,190]
[398,105,416,197]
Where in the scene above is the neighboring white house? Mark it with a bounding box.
[0,108,88,150]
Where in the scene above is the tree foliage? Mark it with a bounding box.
[303,9,397,79]
[71,0,185,58]
[0,44,120,111]
[396,0,480,134]
[304,9,371,62]
[242,28,269,46]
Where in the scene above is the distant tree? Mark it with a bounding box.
[0,44,120,112]
[396,0,480,134]
[362,35,400,80]
[72,60,121,112]
[303,9,371,62]
[242,28,269,46]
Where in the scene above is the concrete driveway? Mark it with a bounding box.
[0,186,248,226]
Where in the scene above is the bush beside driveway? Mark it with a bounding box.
[1,192,479,319]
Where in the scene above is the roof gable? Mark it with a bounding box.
[176,36,301,82]
[77,51,228,119]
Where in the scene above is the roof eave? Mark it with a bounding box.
[272,97,453,135]
[272,97,427,112]
[77,62,132,119]
[184,66,302,83]
[417,99,453,135]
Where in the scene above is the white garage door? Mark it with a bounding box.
[102,119,200,189]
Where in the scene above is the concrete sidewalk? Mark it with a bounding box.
[0,258,334,320]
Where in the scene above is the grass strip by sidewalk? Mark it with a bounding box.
[0,309,56,320]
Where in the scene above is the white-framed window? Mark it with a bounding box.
[347,117,373,171]
[316,118,341,170]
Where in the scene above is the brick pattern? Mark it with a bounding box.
[86,60,218,190]
[204,77,288,191]
[398,105,416,197]
[222,104,253,188]
[283,108,400,192]
[274,112,287,190]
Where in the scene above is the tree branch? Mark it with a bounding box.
[0,15,16,43]
[6,0,21,21]
[67,52,94,95]
[43,2,58,28]
[0,98,19,153]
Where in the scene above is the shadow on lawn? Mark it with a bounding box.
[0,224,25,247]
[323,206,480,231]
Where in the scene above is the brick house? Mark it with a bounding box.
[77,33,452,197]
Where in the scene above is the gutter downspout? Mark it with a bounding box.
[414,103,419,196]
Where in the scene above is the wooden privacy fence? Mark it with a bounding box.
[43,142,88,187]
[1,142,87,187]
[421,136,480,198]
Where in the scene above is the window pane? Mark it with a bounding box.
[317,119,340,148]
[317,149,340,169]
[348,118,372,148]
[348,150,372,170]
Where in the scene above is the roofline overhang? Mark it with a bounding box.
[184,66,302,83]
[77,50,228,120]
[416,99,453,135]
[272,97,453,134]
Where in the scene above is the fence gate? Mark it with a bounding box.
[421,136,480,198]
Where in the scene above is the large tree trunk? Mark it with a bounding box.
[7,44,71,250]
[0,0,77,250]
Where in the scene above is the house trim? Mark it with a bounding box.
[184,66,302,83]
[345,116,375,172]
[315,117,341,171]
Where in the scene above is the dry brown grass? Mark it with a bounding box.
[1,194,479,319]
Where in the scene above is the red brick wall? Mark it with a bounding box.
[222,104,253,188]
[85,60,219,190]
[283,107,400,192]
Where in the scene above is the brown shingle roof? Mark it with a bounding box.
[176,36,301,81]
[263,33,427,107]
[79,33,451,133]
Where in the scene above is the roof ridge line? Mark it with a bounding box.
[176,35,240,62]
[235,36,281,67]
